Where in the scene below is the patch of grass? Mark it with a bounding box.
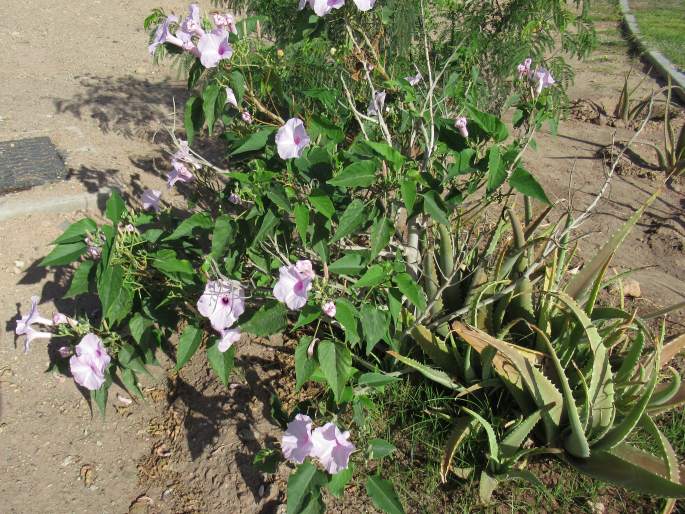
[658,409,685,456]
[355,379,672,513]
[590,1,630,53]
[591,0,622,23]
[632,0,685,69]
[356,380,460,512]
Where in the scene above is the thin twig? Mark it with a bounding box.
[340,74,371,140]
[345,24,392,145]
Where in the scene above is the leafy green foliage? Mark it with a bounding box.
[287,462,328,514]
[175,325,203,371]
[35,2,685,513]
[366,475,405,514]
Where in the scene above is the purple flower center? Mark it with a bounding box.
[294,280,306,295]
[221,295,231,306]
[294,135,302,145]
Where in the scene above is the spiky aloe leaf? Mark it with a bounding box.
[440,417,478,483]
[479,471,498,505]
[640,413,679,513]
[676,124,685,157]
[484,216,509,258]
[565,192,657,301]
[553,292,615,438]
[464,267,488,329]
[500,408,545,459]
[422,248,443,318]
[615,73,628,120]
[453,322,562,444]
[553,213,574,289]
[592,351,658,451]
[650,368,682,407]
[436,225,454,279]
[656,147,669,171]
[591,307,655,345]
[506,207,526,252]
[453,322,546,374]
[640,414,680,483]
[628,98,649,123]
[664,80,675,158]
[410,325,459,374]
[501,469,548,496]
[453,324,533,413]
[524,205,554,241]
[643,301,685,320]
[584,256,611,316]
[601,266,652,292]
[470,279,507,332]
[437,224,463,311]
[531,323,590,458]
[648,383,685,415]
[387,351,462,391]
[660,334,685,369]
[461,406,500,464]
[565,443,685,498]
[462,344,477,383]
[615,332,645,385]
[535,262,556,352]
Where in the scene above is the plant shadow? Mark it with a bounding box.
[166,342,291,504]
[53,74,187,140]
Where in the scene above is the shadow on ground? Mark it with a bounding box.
[54,74,187,140]
[134,340,291,511]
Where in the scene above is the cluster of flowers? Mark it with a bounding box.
[195,259,335,357]
[15,297,110,390]
[14,259,327,387]
[140,137,206,214]
[517,58,556,95]
[148,4,235,69]
[298,0,375,17]
[282,414,355,474]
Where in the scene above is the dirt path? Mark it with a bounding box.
[526,20,685,310]
[0,4,683,514]
[0,2,214,513]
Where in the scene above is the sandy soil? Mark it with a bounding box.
[0,4,683,514]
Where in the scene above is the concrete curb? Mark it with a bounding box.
[0,188,110,222]
[618,0,685,104]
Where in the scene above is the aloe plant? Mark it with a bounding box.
[439,406,555,504]
[654,81,685,176]
[632,80,685,176]
[395,192,685,503]
[614,68,652,127]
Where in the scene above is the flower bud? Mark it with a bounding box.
[322,301,336,318]
[52,313,68,325]
[454,116,468,138]
[87,246,102,260]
